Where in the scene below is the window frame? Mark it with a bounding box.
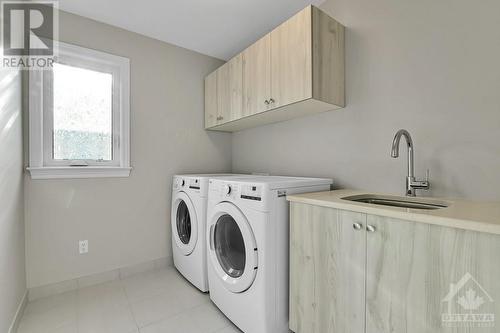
[28,41,131,179]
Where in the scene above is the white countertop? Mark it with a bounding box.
[287,190,500,235]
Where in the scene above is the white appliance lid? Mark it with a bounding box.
[174,173,239,178]
[215,176,333,190]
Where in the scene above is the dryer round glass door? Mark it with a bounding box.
[171,192,198,256]
[208,202,258,293]
[176,200,191,244]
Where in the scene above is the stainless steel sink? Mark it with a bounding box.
[342,194,449,210]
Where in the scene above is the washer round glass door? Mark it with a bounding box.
[209,202,257,293]
[171,192,198,256]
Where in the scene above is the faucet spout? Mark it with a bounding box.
[391,129,414,178]
[390,129,429,196]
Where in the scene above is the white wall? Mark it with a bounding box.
[25,0,500,289]
[0,68,26,331]
[233,0,500,201]
[25,11,232,288]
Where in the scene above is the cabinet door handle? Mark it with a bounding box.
[366,225,376,233]
[269,98,275,104]
[216,116,223,121]
[353,222,363,230]
[264,100,270,105]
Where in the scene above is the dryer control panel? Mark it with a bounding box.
[189,178,201,190]
[173,176,204,193]
[172,177,184,190]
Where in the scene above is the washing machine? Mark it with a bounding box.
[206,176,333,333]
[171,174,247,292]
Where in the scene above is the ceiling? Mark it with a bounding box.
[58,0,324,60]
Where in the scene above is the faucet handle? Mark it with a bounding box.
[420,169,430,191]
[409,169,430,191]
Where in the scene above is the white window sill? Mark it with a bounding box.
[27,166,132,180]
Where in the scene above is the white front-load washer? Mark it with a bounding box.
[171,174,247,292]
[206,176,332,333]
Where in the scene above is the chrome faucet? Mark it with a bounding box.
[391,129,429,197]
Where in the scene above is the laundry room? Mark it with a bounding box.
[1,0,500,332]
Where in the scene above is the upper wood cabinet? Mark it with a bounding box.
[242,35,271,117]
[205,55,244,127]
[205,5,345,132]
[204,71,218,128]
[217,53,243,123]
[270,6,312,109]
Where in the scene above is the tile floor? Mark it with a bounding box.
[18,267,242,333]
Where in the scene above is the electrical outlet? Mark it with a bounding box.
[79,240,88,254]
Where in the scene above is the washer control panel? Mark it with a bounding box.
[220,182,240,199]
[210,179,270,211]
[217,182,263,201]
[240,184,262,201]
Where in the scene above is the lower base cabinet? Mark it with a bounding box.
[289,203,366,333]
[289,202,500,333]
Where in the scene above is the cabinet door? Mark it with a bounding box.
[270,6,312,109]
[242,34,271,116]
[216,54,243,123]
[204,71,217,128]
[366,216,500,333]
[289,203,366,333]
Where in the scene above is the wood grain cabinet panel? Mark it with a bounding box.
[204,5,345,131]
[289,204,500,333]
[204,71,217,128]
[242,34,271,117]
[366,215,500,333]
[289,203,366,333]
[216,54,243,124]
[270,6,312,108]
[312,6,345,107]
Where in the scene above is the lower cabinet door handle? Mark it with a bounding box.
[366,225,376,232]
[353,222,363,230]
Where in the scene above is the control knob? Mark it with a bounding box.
[223,184,232,195]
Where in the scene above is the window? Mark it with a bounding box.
[28,41,130,179]
[52,63,113,162]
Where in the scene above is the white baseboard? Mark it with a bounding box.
[29,256,173,301]
[8,290,28,333]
